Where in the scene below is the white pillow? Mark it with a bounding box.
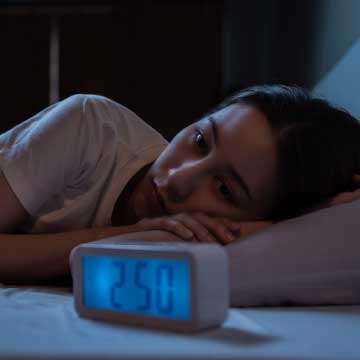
[83,200,360,307]
[227,199,360,307]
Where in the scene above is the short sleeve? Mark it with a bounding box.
[0,94,98,215]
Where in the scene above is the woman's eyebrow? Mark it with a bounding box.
[208,116,253,201]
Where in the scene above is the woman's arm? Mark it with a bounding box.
[0,172,29,233]
[0,171,273,283]
[0,225,137,283]
[0,171,136,283]
[306,174,360,212]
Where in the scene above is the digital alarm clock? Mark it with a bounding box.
[70,234,229,332]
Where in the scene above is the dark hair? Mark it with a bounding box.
[210,84,360,221]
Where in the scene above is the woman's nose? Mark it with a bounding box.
[165,159,207,203]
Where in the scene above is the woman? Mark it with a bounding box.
[1,84,360,282]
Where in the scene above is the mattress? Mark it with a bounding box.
[1,285,359,360]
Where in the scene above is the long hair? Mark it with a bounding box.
[208,84,360,221]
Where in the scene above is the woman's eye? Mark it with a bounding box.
[218,181,233,202]
[195,131,208,152]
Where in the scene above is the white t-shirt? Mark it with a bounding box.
[0,94,168,233]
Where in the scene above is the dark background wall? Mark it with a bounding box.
[1,0,359,139]
[223,0,360,92]
[0,0,222,139]
[305,0,360,88]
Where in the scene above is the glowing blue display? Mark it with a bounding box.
[82,255,190,320]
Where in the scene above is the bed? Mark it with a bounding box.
[1,192,360,356]
[1,194,360,360]
[1,284,359,360]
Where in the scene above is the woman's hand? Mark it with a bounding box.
[312,174,360,211]
[128,212,273,245]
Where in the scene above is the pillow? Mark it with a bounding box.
[227,199,360,307]
[81,200,360,307]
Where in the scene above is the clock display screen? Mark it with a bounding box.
[82,255,190,320]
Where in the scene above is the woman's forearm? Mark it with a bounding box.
[0,225,135,283]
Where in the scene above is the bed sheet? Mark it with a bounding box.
[0,285,359,360]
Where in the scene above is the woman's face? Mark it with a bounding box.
[131,103,279,221]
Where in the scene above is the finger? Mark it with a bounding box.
[138,217,194,240]
[191,213,236,245]
[219,218,242,238]
[220,218,243,231]
[174,213,218,243]
[162,218,195,240]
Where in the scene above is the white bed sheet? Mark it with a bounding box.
[0,285,359,360]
